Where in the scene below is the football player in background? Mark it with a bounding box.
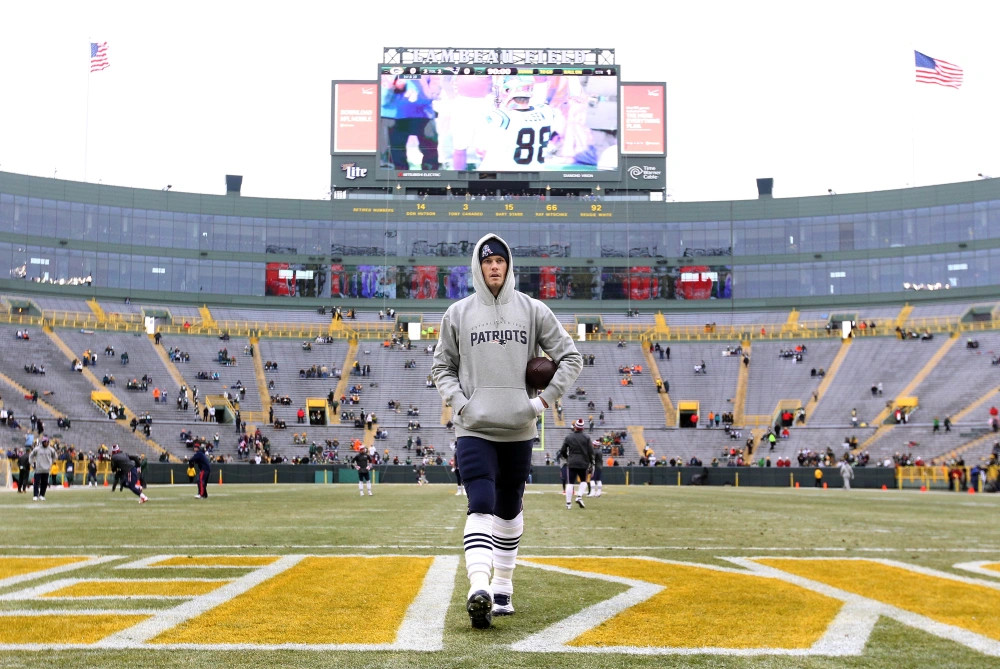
[353,446,374,496]
[479,76,559,171]
[190,442,211,499]
[588,441,604,497]
[110,445,149,504]
[558,419,594,509]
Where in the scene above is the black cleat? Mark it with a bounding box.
[466,589,493,629]
[576,497,586,509]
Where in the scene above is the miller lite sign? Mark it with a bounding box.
[341,163,368,180]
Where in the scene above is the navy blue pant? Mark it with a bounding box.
[456,436,533,520]
[124,468,143,496]
[32,473,48,498]
[197,470,209,498]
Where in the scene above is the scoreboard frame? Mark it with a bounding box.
[330,48,666,195]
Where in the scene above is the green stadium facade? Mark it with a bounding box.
[1,170,999,312]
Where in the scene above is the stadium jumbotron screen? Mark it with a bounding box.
[377,65,619,176]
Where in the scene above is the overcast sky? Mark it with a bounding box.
[2,1,998,202]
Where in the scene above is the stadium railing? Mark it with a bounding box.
[2,306,996,344]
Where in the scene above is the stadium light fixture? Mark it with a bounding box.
[162,185,172,191]
[827,189,836,195]
[978,173,992,179]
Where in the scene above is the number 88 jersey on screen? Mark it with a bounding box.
[479,75,558,170]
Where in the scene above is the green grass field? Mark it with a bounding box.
[1,481,999,668]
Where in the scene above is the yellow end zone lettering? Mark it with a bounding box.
[755,558,1000,643]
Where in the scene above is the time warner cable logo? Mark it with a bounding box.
[341,163,368,180]
[628,165,661,180]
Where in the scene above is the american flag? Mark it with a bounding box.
[915,50,962,89]
[90,42,109,72]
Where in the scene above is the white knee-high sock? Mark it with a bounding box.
[358,481,363,493]
[577,481,587,499]
[491,513,522,596]
[463,513,494,592]
[565,482,574,504]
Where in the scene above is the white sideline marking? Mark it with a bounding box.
[730,557,1000,658]
[0,556,121,590]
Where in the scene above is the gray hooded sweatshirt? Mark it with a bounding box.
[432,233,583,442]
[29,443,58,473]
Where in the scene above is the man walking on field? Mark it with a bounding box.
[433,233,582,629]
[559,419,594,509]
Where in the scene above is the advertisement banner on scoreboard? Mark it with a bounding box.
[331,81,379,154]
[621,82,666,155]
[332,155,379,188]
[622,156,666,187]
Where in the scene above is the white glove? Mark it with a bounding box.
[529,397,546,415]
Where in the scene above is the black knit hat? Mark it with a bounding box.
[479,237,509,264]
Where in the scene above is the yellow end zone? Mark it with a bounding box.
[43,580,230,598]
[0,557,89,581]
[150,556,433,645]
[150,556,279,567]
[0,615,149,645]
[982,563,1000,574]
[526,557,842,649]
[756,559,1000,642]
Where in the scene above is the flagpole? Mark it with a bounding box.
[910,117,916,188]
[84,41,91,182]
[910,50,917,188]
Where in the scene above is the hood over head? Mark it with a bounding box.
[471,233,515,304]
